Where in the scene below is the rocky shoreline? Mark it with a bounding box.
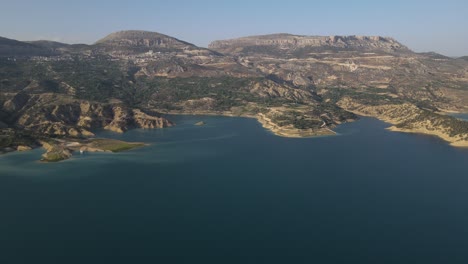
[337,97,468,148]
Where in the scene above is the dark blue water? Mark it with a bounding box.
[1,115,468,264]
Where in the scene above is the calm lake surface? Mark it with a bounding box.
[1,115,468,264]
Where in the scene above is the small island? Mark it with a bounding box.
[40,138,145,162]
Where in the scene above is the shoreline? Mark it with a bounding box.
[3,109,467,160]
[158,109,337,138]
[2,138,147,163]
[347,109,468,148]
[335,97,468,148]
[255,113,336,138]
[387,126,468,148]
[0,110,337,161]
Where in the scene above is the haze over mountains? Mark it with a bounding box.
[1,30,468,159]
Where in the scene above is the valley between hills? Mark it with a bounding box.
[1,30,468,161]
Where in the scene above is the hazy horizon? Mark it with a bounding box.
[1,0,468,56]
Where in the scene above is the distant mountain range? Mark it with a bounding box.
[1,30,468,159]
[209,34,412,54]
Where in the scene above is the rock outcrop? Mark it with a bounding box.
[17,145,32,151]
[3,93,173,137]
[132,109,172,129]
[40,141,73,162]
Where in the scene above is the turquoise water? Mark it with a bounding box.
[1,115,468,264]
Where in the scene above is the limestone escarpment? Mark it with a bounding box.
[209,34,411,54]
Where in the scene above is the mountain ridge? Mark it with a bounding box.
[0,36,55,56]
[0,31,448,58]
[1,30,465,58]
[209,33,412,55]
[94,30,197,52]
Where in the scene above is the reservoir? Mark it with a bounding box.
[1,115,468,263]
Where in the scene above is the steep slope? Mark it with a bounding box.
[95,30,198,53]
[209,34,411,56]
[92,30,256,78]
[1,92,173,135]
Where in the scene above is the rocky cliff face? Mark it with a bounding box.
[2,93,173,137]
[209,34,411,55]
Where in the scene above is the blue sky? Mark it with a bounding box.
[1,0,467,56]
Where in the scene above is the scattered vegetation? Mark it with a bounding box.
[396,110,468,138]
[0,128,39,149]
[270,110,322,129]
[89,139,144,152]
[41,151,68,162]
[320,87,403,105]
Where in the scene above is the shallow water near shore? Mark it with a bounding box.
[1,115,468,263]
